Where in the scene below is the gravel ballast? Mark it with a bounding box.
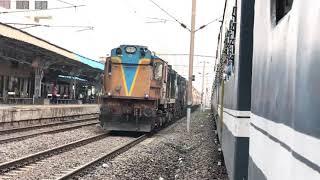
[81,110,228,180]
[0,135,134,180]
[0,125,103,163]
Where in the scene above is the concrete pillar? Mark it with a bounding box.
[95,82,102,96]
[19,78,23,97]
[69,79,73,99]
[32,58,48,99]
[72,78,77,99]
[8,76,13,92]
[28,78,32,98]
[34,67,44,98]
[93,73,103,97]
[68,77,74,99]
[23,78,28,97]
[3,76,8,102]
[69,69,82,100]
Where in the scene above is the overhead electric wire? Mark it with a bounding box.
[145,17,173,24]
[56,0,75,6]
[0,4,85,14]
[147,0,190,31]
[158,53,216,58]
[4,22,94,30]
[20,25,40,29]
[195,16,222,32]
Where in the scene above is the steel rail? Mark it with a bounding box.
[0,113,99,130]
[0,116,98,135]
[0,120,99,144]
[0,133,108,174]
[55,134,147,180]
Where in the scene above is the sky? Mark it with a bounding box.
[0,0,225,100]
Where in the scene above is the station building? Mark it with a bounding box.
[0,22,104,105]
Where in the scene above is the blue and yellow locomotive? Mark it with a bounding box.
[99,45,199,132]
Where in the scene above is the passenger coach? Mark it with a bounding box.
[212,0,320,180]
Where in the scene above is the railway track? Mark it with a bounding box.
[0,117,98,135]
[0,133,108,175]
[0,116,186,179]
[56,134,147,180]
[0,119,99,144]
[54,117,185,179]
[0,133,146,180]
[0,113,99,130]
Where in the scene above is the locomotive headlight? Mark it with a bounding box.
[144,94,149,99]
[125,46,137,54]
[107,92,112,96]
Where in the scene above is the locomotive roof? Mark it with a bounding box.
[118,44,148,49]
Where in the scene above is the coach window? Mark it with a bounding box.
[273,0,293,24]
[35,1,48,10]
[16,0,29,9]
[154,62,163,80]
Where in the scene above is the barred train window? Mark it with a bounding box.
[0,0,10,9]
[35,1,48,10]
[16,1,29,9]
[275,0,293,23]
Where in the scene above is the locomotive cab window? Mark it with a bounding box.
[273,0,293,24]
[108,61,112,75]
[154,62,163,80]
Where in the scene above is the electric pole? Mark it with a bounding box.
[187,0,197,133]
[205,86,209,109]
[200,61,206,112]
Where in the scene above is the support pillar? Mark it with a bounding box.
[3,76,8,103]
[23,78,28,97]
[28,78,32,98]
[34,67,44,98]
[69,69,82,100]
[93,74,103,96]
[94,82,102,103]
[32,58,49,101]
[69,77,77,99]
[19,78,23,97]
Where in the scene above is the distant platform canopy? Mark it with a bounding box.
[0,22,104,104]
[0,22,104,82]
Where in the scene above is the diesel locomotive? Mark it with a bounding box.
[99,45,200,132]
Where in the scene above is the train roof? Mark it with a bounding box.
[117,44,148,49]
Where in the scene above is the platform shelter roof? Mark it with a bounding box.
[0,22,103,83]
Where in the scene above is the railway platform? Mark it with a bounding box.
[0,104,99,129]
[0,23,104,106]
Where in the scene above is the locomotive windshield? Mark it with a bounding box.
[154,62,163,80]
[111,45,152,65]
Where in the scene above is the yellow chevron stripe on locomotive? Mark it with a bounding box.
[105,47,152,98]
